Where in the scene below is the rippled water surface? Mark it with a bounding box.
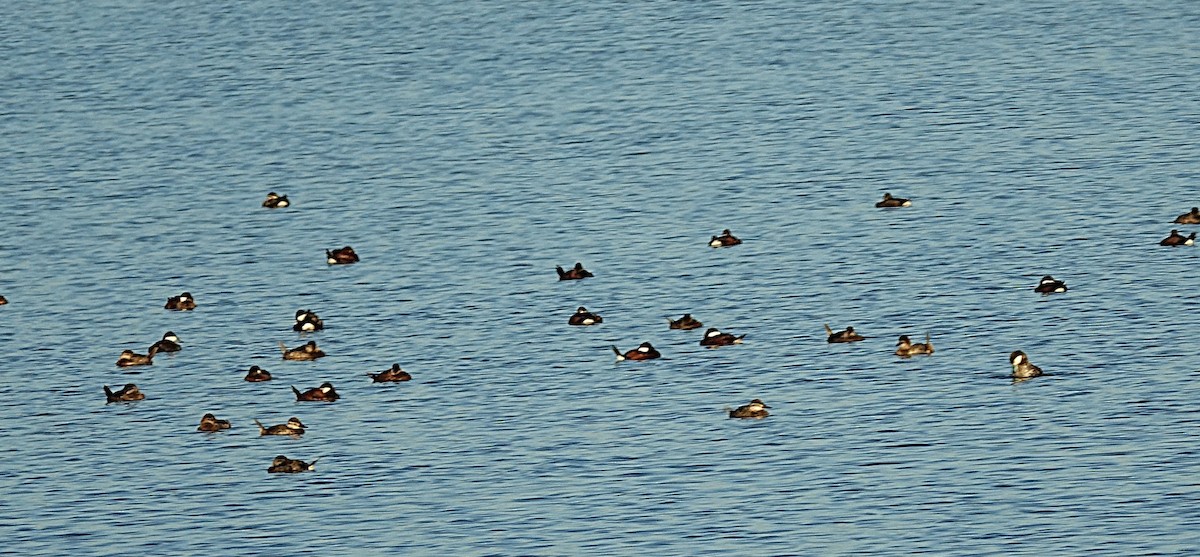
[3,1,1200,555]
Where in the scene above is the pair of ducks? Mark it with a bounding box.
[164,292,196,311]
[610,327,746,360]
[293,309,324,332]
[116,332,182,367]
[825,325,935,357]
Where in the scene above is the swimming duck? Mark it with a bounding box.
[825,324,865,343]
[292,382,339,402]
[555,262,593,280]
[1034,276,1068,294]
[104,383,144,403]
[368,363,412,383]
[708,229,742,247]
[116,345,159,367]
[612,342,661,361]
[729,399,770,419]
[244,365,272,382]
[895,334,934,357]
[254,417,306,436]
[875,193,912,208]
[1173,207,1200,224]
[568,306,603,326]
[1160,230,1196,246]
[700,327,745,347]
[667,314,703,330]
[262,192,290,208]
[279,341,325,361]
[268,455,319,473]
[326,246,360,264]
[149,331,181,353]
[1010,350,1043,379]
[197,413,232,432]
[293,309,324,332]
[164,292,196,310]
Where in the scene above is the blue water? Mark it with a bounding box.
[3,0,1200,555]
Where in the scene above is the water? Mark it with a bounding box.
[3,0,1200,554]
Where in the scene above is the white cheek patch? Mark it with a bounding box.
[706,330,721,337]
[637,346,650,353]
[1012,354,1024,365]
[320,386,332,393]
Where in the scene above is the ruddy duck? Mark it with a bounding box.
[708,229,742,247]
[268,455,319,473]
[568,306,603,326]
[1174,207,1200,224]
[262,192,290,208]
[326,246,359,264]
[875,193,912,208]
[244,365,272,382]
[895,334,934,357]
[368,363,412,382]
[729,399,770,419]
[150,331,181,353]
[279,340,325,361]
[825,324,865,343]
[292,382,339,402]
[254,416,306,436]
[612,342,661,361]
[1034,275,1068,294]
[667,314,703,330]
[197,413,232,432]
[117,345,159,367]
[1010,350,1043,379]
[164,292,196,310]
[700,327,745,347]
[1160,229,1196,246]
[555,262,593,280]
[104,383,144,403]
[0,295,7,305]
[293,309,324,332]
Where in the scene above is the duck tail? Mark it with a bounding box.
[278,341,289,354]
[555,266,566,279]
[253,419,267,434]
[926,333,934,353]
[307,457,320,471]
[103,385,116,402]
[291,386,302,400]
[612,345,625,361]
[735,334,746,344]
[823,324,834,336]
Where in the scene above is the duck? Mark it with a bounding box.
[292,382,339,402]
[164,292,196,310]
[104,383,144,403]
[268,455,319,473]
[729,399,770,419]
[262,192,290,208]
[612,342,661,361]
[894,334,934,357]
[875,193,912,208]
[708,229,742,247]
[1173,207,1200,224]
[116,345,159,367]
[667,314,703,330]
[568,306,603,326]
[1034,275,1068,294]
[700,327,745,347]
[197,413,232,432]
[555,262,593,280]
[368,363,412,383]
[279,340,325,361]
[244,365,272,382]
[254,417,306,436]
[1010,350,1043,379]
[293,309,324,332]
[326,246,360,264]
[1160,230,1196,246]
[149,331,181,353]
[825,324,865,343]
